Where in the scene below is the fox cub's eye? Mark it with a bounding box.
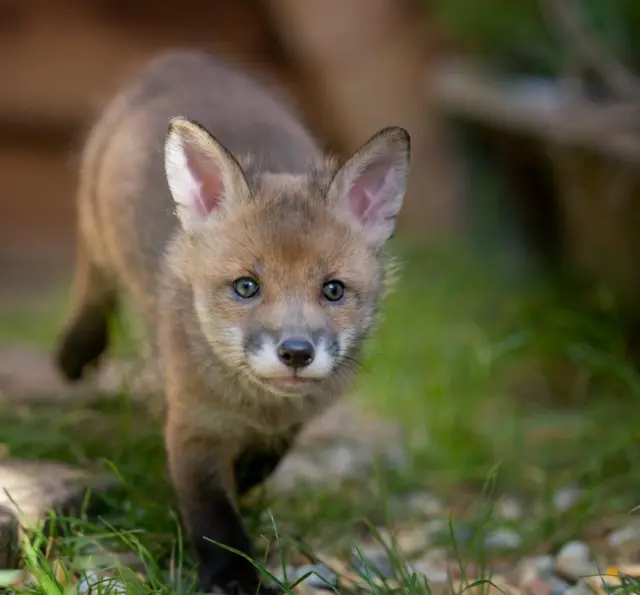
[322,280,345,302]
[232,277,260,299]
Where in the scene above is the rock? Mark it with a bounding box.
[404,491,444,517]
[0,346,138,401]
[525,577,552,595]
[584,572,623,593]
[351,548,394,578]
[0,460,117,569]
[0,347,71,399]
[267,399,404,493]
[450,578,522,595]
[517,558,539,588]
[295,399,402,447]
[553,487,581,512]
[74,543,146,576]
[409,562,448,583]
[556,540,590,562]
[534,556,557,580]
[266,453,324,491]
[394,524,434,554]
[76,570,128,594]
[612,563,640,577]
[555,541,598,582]
[608,522,640,559]
[517,556,555,587]
[453,524,475,544]
[325,445,361,476]
[424,519,448,538]
[549,577,571,595]
[429,521,474,546]
[563,581,597,595]
[385,445,411,470]
[518,557,560,595]
[496,496,523,520]
[484,528,523,551]
[283,564,337,590]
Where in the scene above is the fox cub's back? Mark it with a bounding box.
[56,48,411,594]
[77,50,322,302]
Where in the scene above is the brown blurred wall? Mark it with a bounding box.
[0,0,457,297]
[0,0,291,294]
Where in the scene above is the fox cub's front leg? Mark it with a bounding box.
[165,418,280,595]
[234,432,299,497]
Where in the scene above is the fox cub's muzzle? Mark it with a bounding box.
[245,327,340,382]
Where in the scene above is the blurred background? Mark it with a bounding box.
[3,0,640,529]
[0,0,456,296]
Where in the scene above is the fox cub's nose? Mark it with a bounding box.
[277,338,315,369]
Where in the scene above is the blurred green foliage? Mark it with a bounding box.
[428,0,640,77]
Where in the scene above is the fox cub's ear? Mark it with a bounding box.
[164,117,251,231]
[327,127,411,248]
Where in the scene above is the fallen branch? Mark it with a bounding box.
[428,63,640,164]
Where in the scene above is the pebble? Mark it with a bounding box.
[283,564,337,590]
[555,541,598,581]
[409,562,448,583]
[553,486,582,512]
[430,522,474,545]
[556,541,590,562]
[534,555,557,580]
[484,528,523,550]
[270,454,324,491]
[526,576,553,595]
[549,577,571,595]
[607,522,640,558]
[394,525,432,553]
[424,518,448,538]
[563,581,595,595]
[518,556,557,593]
[385,445,411,470]
[518,558,540,587]
[454,524,476,543]
[325,445,361,476]
[76,570,128,594]
[496,496,523,520]
[404,491,444,517]
[351,549,394,579]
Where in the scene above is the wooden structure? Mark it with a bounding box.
[0,0,457,298]
[430,61,640,309]
[0,0,288,294]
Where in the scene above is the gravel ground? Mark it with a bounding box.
[2,346,640,594]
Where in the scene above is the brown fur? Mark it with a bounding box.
[55,49,409,594]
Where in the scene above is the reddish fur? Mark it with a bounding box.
[55,49,409,594]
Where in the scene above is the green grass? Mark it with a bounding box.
[428,0,640,77]
[2,237,640,593]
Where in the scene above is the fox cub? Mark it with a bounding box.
[55,49,410,594]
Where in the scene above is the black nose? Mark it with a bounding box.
[277,338,315,369]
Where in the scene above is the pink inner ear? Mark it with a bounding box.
[348,160,391,221]
[184,140,225,217]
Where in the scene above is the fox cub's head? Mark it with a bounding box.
[164,117,410,397]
